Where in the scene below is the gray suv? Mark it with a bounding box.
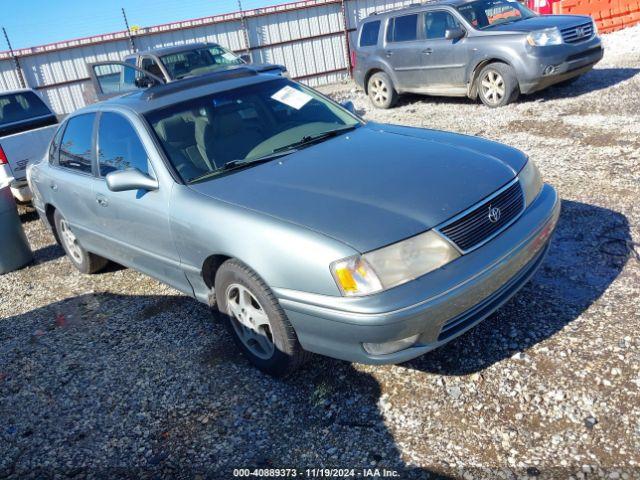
[353,0,604,107]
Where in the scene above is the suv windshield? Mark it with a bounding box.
[160,46,245,80]
[145,78,361,184]
[456,0,536,30]
[0,91,52,126]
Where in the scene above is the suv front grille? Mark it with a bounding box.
[561,22,594,43]
[438,180,524,252]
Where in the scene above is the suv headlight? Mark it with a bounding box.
[593,19,599,36]
[527,27,563,46]
[331,231,460,296]
[519,159,544,207]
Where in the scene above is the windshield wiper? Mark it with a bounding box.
[272,125,358,154]
[187,150,295,184]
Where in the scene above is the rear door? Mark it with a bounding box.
[91,110,190,292]
[384,13,425,89]
[48,112,103,250]
[420,10,470,87]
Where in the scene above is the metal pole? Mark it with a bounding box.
[237,0,252,62]
[340,0,353,77]
[2,28,27,89]
[121,8,137,53]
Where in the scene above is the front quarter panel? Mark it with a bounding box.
[170,184,359,300]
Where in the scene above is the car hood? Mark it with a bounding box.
[189,123,528,252]
[487,14,591,33]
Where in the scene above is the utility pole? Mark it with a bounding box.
[2,28,27,89]
[237,0,252,62]
[121,8,137,53]
[340,0,353,77]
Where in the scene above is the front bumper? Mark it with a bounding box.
[519,37,604,94]
[276,184,560,364]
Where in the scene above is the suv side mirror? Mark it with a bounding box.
[106,169,159,192]
[240,54,251,64]
[135,76,158,88]
[445,27,465,40]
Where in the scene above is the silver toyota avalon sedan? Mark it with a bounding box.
[28,65,560,376]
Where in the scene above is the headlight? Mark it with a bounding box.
[527,27,563,46]
[593,19,599,36]
[519,159,544,207]
[331,230,460,296]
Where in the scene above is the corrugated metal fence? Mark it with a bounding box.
[0,0,414,114]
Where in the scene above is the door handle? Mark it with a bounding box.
[95,195,108,207]
[385,50,393,57]
[49,182,58,191]
[422,48,433,55]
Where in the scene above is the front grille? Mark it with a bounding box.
[439,180,524,252]
[561,22,594,43]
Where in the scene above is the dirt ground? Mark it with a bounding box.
[1,26,639,479]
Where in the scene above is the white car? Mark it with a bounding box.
[0,89,58,202]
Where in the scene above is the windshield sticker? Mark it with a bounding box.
[271,86,312,110]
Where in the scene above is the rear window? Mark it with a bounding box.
[360,21,381,47]
[387,14,419,42]
[0,91,52,126]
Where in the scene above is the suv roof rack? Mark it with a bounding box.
[366,1,435,17]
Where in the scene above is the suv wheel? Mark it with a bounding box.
[215,259,311,376]
[477,63,519,108]
[53,209,108,274]
[368,72,398,109]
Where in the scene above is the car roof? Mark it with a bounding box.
[124,42,220,59]
[83,67,285,116]
[364,0,471,19]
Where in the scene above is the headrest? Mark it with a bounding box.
[213,110,243,137]
[156,116,195,144]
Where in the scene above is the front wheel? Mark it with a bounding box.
[214,259,311,376]
[53,209,108,274]
[477,63,519,108]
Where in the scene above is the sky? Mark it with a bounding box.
[3,0,279,50]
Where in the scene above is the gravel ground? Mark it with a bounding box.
[1,26,639,479]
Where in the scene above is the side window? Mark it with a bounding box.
[58,113,96,174]
[49,123,66,165]
[97,112,148,176]
[388,14,419,42]
[141,57,164,79]
[425,12,462,39]
[359,20,381,47]
[123,57,137,85]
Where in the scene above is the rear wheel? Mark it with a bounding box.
[477,63,519,108]
[215,259,311,376]
[367,71,398,109]
[53,210,108,274]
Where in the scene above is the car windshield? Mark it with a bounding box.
[456,0,536,30]
[0,91,52,126]
[145,78,361,184]
[160,46,245,80]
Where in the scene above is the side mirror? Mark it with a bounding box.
[445,27,465,40]
[240,54,251,64]
[341,100,356,115]
[106,169,159,192]
[135,76,157,88]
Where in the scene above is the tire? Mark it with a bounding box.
[477,63,520,108]
[53,209,108,274]
[214,259,311,376]
[367,71,398,109]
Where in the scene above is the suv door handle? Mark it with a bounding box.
[385,50,393,57]
[422,48,433,55]
[96,194,108,207]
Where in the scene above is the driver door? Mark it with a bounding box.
[87,61,165,101]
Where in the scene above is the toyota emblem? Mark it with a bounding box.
[488,206,502,223]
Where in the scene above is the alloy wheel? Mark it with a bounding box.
[225,283,275,360]
[370,78,389,106]
[59,218,83,264]
[481,70,506,105]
